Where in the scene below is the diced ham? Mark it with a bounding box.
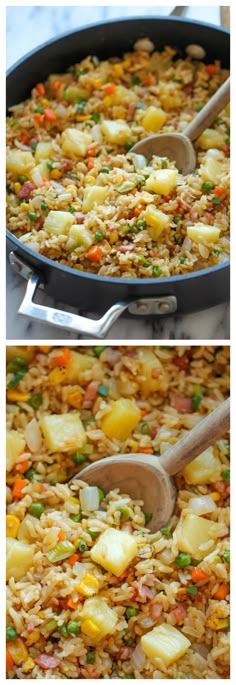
[85,665,99,678]
[104,349,122,367]
[149,603,163,621]
[82,381,100,409]
[60,159,73,171]
[27,619,36,633]
[120,521,133,534]
[74,212,85,224]
[171,396,193,413]
[116,645,133,660]
[35,655,60,669]
[171,604,187,625]
[189,209,199,222]
[151,367,162,379]
[173,354,190,372]
[214,480,226,493]
[150,423,159,439]
[119,244,134,253]
[133,581,156,602]
[183,85,193,96]
[18,181,35,199]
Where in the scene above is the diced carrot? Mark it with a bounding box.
[119,568,129,580]
[6,649,14,673]
[34,112,44,125]
[140,408,147,417]
[58,530,65,541]
[191,567,208,582]
[15,459,29,473]
[214,186,225,196]
[20,133,30,145]
[144,75,152,86]
[38,346,51,353]
[130,188,137,196]
[68,553,80,566]
[59,598,68,609]
[213,583,230,600]
[134,206,142,216]
[104,83,116,95]
[42,177,49,183]
[53,79,62,91]
[67,598,79,609]
[51,347,72,367]
[87,157,96,171]
[206,64,216,76]
[12,478,28,499]
[140,447,154,454]
[87,246,103,262]
[88,146,96,157]
[36,82,45,96]
[44,108,57,122]
[163,194,171,201]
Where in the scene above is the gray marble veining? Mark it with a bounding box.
[6,5,229,341]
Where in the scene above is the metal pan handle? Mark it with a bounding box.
[10,252,177,338]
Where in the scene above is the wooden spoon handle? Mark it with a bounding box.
[184,77,230,142]
[158,397,230,476]
[220,6,230,29]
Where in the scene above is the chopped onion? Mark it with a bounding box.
[139,615,154,628]
[80,486,100,512]
[134,37,154,53]
[24,418,42,452]
[92,124,103,144]
[189,495,217,515]
[15,139,31,151]
[186,44,206,59]
[131,643,146,671]
[46,540,76,563]
[182,236,192,251]
[30,167,44,187]
[206,148,225,160]
[132,153,147,171]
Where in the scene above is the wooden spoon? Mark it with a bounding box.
[71,397,230,532]
[131,77,230,174]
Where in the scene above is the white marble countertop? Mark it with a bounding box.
[6,5,230,340]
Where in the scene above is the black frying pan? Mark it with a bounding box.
[6,17,230,337]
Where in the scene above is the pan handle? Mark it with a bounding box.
[9,252,177,337]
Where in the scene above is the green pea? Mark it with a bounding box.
[136,103,144,109]
[136,220,146,229]
[95,231,104,242]
[47,160,54,169]
[18,175,27,184]
[223,469,230,482]
[34,106,44,114]
[187,585,198,595]
[175,553,191,568]
[179,256,186,264]
[28,502,45,518]
[223,550,230,564]
[28,211,38,222]
[97,384,109,397]
[70,513,82,522]
[153,266,162,276]
[173,215,182,224]
[100,166,110,173]
[91,111,100,123]
[131,75,141,85]
[94,346,106,357]
[202,181,214,191]
[6,626,17,641]
[41,202,48,211]
[160,527,171,539]
[24,467,38,481]
[59,624,69,637]
[212,198,221,205]
[66,620,81,635]
[86,650,96,664]
[125,606,139,619]
[72,452,86,465]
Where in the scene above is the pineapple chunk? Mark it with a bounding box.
[141,624,190,666]
[6,150,35,177]
[145,169,177,195]
[17,515,39,543]
[66,224,94,250]
[6,347,35,364]
[83,186,108,212]
[6,538,34,581]
[81,597,118,643]
[44,210,74,236]
[183,446,221,484]
[175,513,218,558]
[200,156,223,184]
[187,223,220,244]
[66,350,94,383]
[64,85,88,102]
[197,128,225,150]
[145,205,170,240]
[40,412,86,453]
[6,430,26,472]
[101,398,141,441]
[34,141,54,163]
[91,528,138,576]
[137,348,167,395]
[111,85,136,105]
[142,106,167,132]
[61,128,92,157]
[101,119,131,145]
[159,82,182,110]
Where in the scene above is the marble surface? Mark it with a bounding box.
[6,5,229,341]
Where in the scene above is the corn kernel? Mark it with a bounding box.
[103,95,113,107]
[6,514,20,538]
[48,367,67,385]
[14,182,21,193]
[122,59,131,69]
[82,619,101,639]
[26,629,40,646]
[109,230,118,245]
[210,492,221,502]
[67,389,82,409]
[7,638,28,665]
[50,169,62,179]
[76,114,90,121]
[84,176,96,185]
[19,202,28,212]
[41,98,49,106]
[22,658,35,673]
[113,63,123,77]
[206,617,228,630]
[7,390,30,402]
[76,573,100,597]
[92,79,102,89]
[69,496,80,504]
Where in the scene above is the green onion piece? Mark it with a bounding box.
[136,102,144,109]
[179,257,186,264]
[87,529,100,539]
[41,202,48,211]
[145,512,152,524]
[76,68,86,76]
[66,620,81,635]
[191,394,202,410]
[24,467,38,481]
[175,675,185,679]
[35,106,44,114]
[212,198,221,205]
[117,506,130,522]
[41,618,58,633]
[94,346,106,357]
[95,231,104,242]
[153,266,162,276]
[193,384,205,396]
[84,417,96,427]
[117,181,136,193]
[125,606,139,619]
[7,357,27,373]
[91,111,100,123]
[28,211,38,221]
[213,246,220,254]
[122,634,136,645]
[76,101,87,112]
[7,367,28,388]
[70,173,78,180]
[124,140,134,151]
[86,650,96,664]
[28,502,45,518]
[100,166,110,173]
[82,444,94,455]
[223,469,230,482]
[173,215,182,224]
[161,159,168,169]
[6,626,17,641]
[46,540,76,563]
[68,206,76,213]
[59,624,68,637]
[160,527,171,539]
[72,452,86,465]
[187,585,198,595]
[47,160,54,169]
[140,422,150,435]
[175,553,191,568]
[202,181,214,191]
[29,392,43,409]
[70,513,82,522]
[131,75,141,85]
[140,256,151,268]
[97,384,109,397]
[31,141,37,150]
[223,550,230,563]
[77,539,88,552]
[97,487,105,503]
[225,136,230,144]
[121,675,134,679]
[19,198,29,205]
[136,220,146,229]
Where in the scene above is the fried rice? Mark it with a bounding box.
[6,345,230,678]
[6,41,230,279]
